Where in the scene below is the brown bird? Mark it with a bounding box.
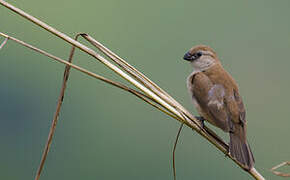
[183,45,255,170]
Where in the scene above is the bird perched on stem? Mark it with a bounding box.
[183,45,255,170]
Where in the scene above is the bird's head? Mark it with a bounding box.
[183,45,219,71]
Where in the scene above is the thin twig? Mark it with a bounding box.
[0,37,8,49]
[34,34,81,180]
[172,123,184,180]
[271,161,290,177]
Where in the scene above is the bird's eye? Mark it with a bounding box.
[196,52,202,57]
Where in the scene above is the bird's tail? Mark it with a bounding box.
[229,126,255,170]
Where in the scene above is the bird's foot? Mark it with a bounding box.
[195,116,205,129]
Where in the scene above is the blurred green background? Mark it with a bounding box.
[1,0,290,179]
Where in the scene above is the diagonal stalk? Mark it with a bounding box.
[0,32,176,121]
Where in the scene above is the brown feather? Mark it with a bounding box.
[186,46,254,169]
[189,72,229,132]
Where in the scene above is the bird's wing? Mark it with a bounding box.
[190,72,229,131]
[226,89,246,125]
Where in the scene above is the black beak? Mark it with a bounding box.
[183,52,193,61]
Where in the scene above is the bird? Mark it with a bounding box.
[183,45,255,170]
